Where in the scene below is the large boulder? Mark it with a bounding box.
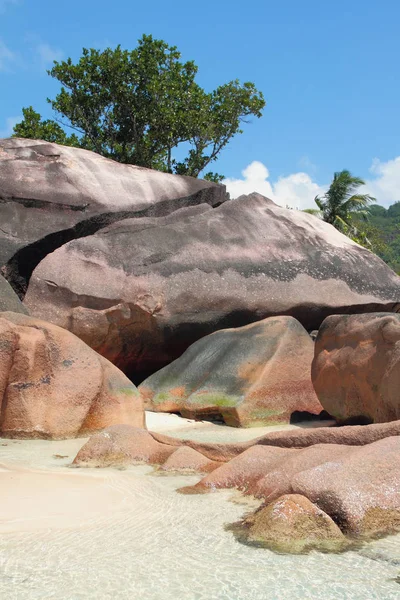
[140,316,323,426]
[312,313,400,424]
[0,274,27,314]
[0,312,144,439]
[0,138,226,296]
[24,193,400,380]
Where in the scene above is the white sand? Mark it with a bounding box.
[0,412,330,536]
[145,410,213,431]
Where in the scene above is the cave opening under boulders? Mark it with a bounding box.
[290,409,333,424]
[0,187,227,301]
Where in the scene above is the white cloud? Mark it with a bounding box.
[36,42,63,69]
[223,162,274,199]
[224,156,400,210]
[0,38,17,71]
[223,161,326,210]
[273,172,325,209]
[362,157,400,207]
[0,115,22,138]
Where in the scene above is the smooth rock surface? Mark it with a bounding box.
[74,425,176,467]
[158,446,219,473]
[312,313,400,423]
[140,316,322,426]
[0,138,226,296]
[237,494,348,553]
[0,312,144,438]
[0,274,28,314]
[24,193,400,379]
[76,419,400,466]
[74,424,221,472]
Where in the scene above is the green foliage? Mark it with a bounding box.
[203,172,225,183]
[13,107,80,146]
[314,170,375,231]
[352,203,400,273]
[302,208,321,216]
[305,172,400,273]
[388,202,400,219]
[12,34,265,179]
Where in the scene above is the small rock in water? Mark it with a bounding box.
[229,494,350,554]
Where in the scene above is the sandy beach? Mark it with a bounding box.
[0,412,301,535]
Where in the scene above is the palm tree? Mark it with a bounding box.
[313,170,375,232]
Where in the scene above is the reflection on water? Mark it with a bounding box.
[0,429,400,600]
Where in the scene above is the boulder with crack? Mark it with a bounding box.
[0,138,226,297]
[24,193,400,380]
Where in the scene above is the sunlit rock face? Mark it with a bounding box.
[24,192,400,380]
[0,312,144,439]
[312,313,400,424]
[0,137,226,297]
[140,315,322,426]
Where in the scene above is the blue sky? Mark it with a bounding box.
[1,0,400,207]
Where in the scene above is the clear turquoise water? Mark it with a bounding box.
[0,432,399,600]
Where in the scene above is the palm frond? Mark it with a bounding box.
[342,194,376,212]
[333,214,351,232]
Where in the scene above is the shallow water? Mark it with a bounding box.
[1,427,400,600]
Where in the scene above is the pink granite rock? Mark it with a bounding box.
[0,312,143,439]
[312,313,400,423]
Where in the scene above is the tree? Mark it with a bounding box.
[313,170,375,232]
[13,107,80,146]
[12,35,265,179]
[353,202,400,274]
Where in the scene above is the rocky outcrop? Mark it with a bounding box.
[74,420,400,548]
[24,193,400,380]
[73,425,220,472]
[185,436,400,540]
[0,274,27,314]
[0,312,144,439]
[158,446,219,473]
[312,313,400,424]
[141,316,322,426]
[0,138,226,297]
[234,494,348,554]
[75,419,400,466]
